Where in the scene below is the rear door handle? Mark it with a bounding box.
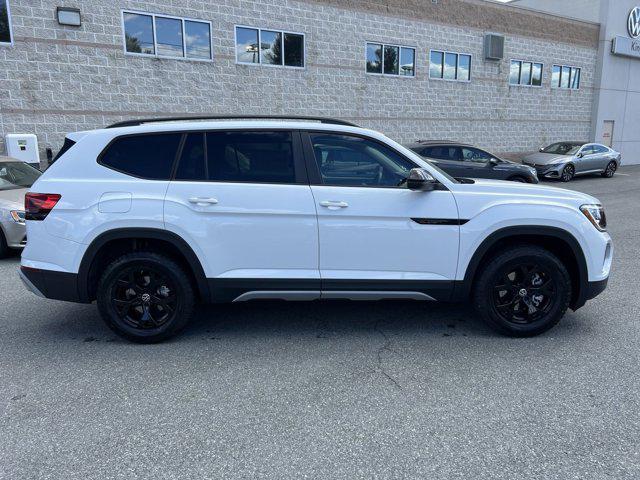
[319,200,348,210]
[188,197,218,206]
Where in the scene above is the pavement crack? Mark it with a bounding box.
[374,319,402,390]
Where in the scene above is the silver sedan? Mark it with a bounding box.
[0,156,41,258]
[522,142,621,182]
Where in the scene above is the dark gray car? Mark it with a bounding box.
[522,142,621,182]
[407,141,538,183]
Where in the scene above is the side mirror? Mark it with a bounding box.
[539,146,544,152]
[489,158,499,166]
[576,152,583,158]
[406,168,437,192]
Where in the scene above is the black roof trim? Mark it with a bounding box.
[106,115,360,129]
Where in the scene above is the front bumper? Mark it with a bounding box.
[1,220,27,249]
[523,162,565,179]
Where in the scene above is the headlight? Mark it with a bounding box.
[10,210,26,224]
[580,204,607,232]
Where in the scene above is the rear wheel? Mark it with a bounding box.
[601,161,617,178]
[473,246,571,337]
[97,252,195,343]
[561,164,574,182]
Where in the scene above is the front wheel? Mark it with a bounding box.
[97,252,195,343]
[601,161,617,178]
[561,164,575,182]
[472,246,572,337]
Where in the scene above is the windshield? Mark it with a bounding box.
[0,162,42,191]
[541,142,582,156]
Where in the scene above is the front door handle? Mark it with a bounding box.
[319,200,349,210]
[188,197,218,206]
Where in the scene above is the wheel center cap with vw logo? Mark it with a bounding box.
[141,293,151,303]
[629,7,640,38]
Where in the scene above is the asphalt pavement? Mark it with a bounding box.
[1,167,639,479]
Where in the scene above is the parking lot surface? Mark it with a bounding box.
[1,167,639,479]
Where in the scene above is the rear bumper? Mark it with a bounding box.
[1,220,26,249]
[19,266,86,303]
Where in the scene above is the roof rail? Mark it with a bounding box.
[106,115,360,129]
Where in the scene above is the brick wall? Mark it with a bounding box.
[0,0,598,162]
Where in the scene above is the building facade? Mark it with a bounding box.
[0,0,624,163]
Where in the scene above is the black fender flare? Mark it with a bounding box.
[452,226,589,309]
[77,228,210,302]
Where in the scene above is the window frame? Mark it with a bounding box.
[364,41,417,78]
[552,64,581,90]
[121,9,213,62]
[428,49,472,83]
[0,0,13,46]
[234,25,306,70]
[509,59,544,88]
[300,130,425,189]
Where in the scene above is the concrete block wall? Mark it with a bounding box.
[0,0,598,161]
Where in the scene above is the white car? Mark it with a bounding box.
[20,117,612,342]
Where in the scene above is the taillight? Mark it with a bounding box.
[25,193,61,221]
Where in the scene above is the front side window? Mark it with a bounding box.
[235,26,304,68]
[0,0,13,45]
[430,50,471,82]
[553,64,580,90]
[310,133,415,188]
[366,43,415,77]
[509,60,543,86]
[176,131,296,184]
[100,133,182,180]
[123,11,212,61]
[461,147,492,164]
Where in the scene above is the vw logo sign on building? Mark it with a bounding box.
[629,7,640,38]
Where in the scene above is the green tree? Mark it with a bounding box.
[125,33,142,53]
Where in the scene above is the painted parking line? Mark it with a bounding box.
[616,173,631,176]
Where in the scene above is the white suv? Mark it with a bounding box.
[20,117,612,342]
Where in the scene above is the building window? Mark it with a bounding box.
[552,65,580,89]
[429,50,471,82]
[122,11,212,61]
[509,60,543,86]
[235,26,304,68]
[0,0,13,45]
[365,43,415,77]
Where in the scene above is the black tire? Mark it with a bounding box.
[97,252,195,343]
[0,228,9,258]
[509,176,528,183]
[560,164,575,182]
[0,230,8,259]
[472,245,571,337]
[601,161,617,178]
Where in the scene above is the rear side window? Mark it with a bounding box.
[423,146,460,161]
[100,133,182,179]
[52,137,76,163]
[175,131,295,184]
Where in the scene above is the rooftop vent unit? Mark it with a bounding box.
[484,33,505,60]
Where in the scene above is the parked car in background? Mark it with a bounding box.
[20,116,611,343]
[523,142,621,182]
[0,156,41,258]
[407,141,538,183]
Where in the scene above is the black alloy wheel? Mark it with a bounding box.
[491,263,556,325]
[111,265,177,330]
[473,245,571,337]
[97,252,195,343]
[602,161,617,178]
[561,164,575,182]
